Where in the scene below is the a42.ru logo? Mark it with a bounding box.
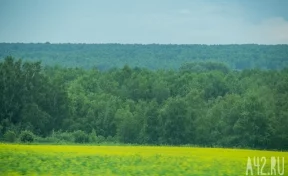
[246,156,285,175]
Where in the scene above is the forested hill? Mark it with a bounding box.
[0,43,288,70]
[1,56,288,149]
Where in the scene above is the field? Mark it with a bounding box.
[0,144,287,176]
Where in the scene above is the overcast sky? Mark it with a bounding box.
[0,0,288,44]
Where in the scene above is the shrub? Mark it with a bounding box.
[106,135,117,143]
[3,130,17,142]
[73,130,89,143]
[89,129,98,143]
[97,135,106,143]
[20,130,34,143]
[34,136,60,144]
[52,131,74,143]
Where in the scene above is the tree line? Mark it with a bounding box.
[1,43,288,70]
[0,56,288,150]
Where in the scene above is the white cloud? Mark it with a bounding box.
[247,17,288,44]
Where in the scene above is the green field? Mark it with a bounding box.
[0,144,287,175]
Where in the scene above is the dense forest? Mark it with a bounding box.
[1,52,288,149]
[1,43,288,70]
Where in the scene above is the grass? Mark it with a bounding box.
[0,143,287,175]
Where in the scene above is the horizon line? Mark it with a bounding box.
[0,42,287,46]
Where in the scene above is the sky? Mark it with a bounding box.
[0,0,288,44]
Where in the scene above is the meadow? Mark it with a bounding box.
[0,144,287,175]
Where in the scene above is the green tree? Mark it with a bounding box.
[115,105,139,143]
[20,130,34,143]
[159,97,188,145]
[3,130,17,142]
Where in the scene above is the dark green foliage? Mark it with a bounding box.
[0,56,288,150]
[115,106,139,143]
[159,97,188,145]
[21,103,52,136]
[180,62,230,73]
[88,129,97,143]
[0,56,69,137]
[73,130,89,143]
[51,131,75,143]
[20,130,34,143]
[3,130,17,142]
